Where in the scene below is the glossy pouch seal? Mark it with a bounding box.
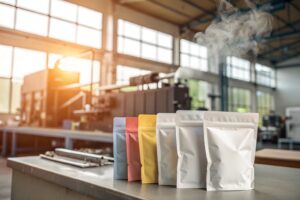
[156,113,177,186]
[113,117,127,180]
[175,110,206,188]
[138,114,158,184]
[203,111,259,191]
[126,117,141,181]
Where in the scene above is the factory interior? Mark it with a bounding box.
[0,0,300,199]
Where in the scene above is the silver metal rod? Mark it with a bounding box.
[55,148,114,163]
[40,154,99,168]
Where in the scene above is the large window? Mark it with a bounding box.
[16,9,48,36]
[187,80,209,109]
[0,0,102,48]
[180,39,208,71]
[228,87,251,112]
[226,56,251,81]
[0,44,13,77]
[255,63,275,87]
[118,19,173,64]
[0,44,47,113]
[17,0,49,14]
[0,44,101,114]
[13,48,47,79]
[48,54,101,85]
[0,78,10,113]
[0,3,15,28]
[257,91,274,120]
[116,65,150,85]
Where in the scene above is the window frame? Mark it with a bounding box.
[228,87,251,112]
[0,0,103,49]
[117,19,173,64]
[180,39,208,72]
[255,63,276,87]
[226,56,251,82]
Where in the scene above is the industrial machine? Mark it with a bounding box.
[286,107,300,140]
[260,113,282,142]
[73,73,191,132]
[21,69,191,132]
[21,67,86,127]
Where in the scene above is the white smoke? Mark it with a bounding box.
[194,0,273,65]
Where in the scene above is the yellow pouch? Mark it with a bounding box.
[138,114,158,184]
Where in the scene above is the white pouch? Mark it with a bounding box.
[203,111,259,191]
[156,113,177,186]
[175,110,206,188]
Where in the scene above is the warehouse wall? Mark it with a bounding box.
[276,66,300,115]
[0,0,276,121]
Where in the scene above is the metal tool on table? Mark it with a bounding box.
[40,148,114,168]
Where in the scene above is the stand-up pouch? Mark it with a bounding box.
[113,117,127,180]
[156,113,177,186]
[175,110,206,188]
[203,111,259,191]
[126,117,141,181]
[138,114,158,184]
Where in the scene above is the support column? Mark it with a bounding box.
[11,131,17,157]
[1,130,7,157]
[100,0,117,86]
[219,56,228,111]
[252,61,258,112]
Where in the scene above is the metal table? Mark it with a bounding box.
[1,127,113,156]
[7,156,300,200]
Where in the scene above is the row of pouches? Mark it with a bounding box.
[114,111,258,191]
[113,115,157,183]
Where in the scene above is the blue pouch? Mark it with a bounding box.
[113,117,128,179]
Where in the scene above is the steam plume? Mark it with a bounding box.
[195,0,273,65]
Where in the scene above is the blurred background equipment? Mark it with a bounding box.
[20,71,191,132]
[0,0,300,199]
[278,107,300,150]
[286,107,300,140]
[260,110,283,143]
[21,67,83,127]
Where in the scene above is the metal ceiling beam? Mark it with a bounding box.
[273,47,300,63]
[289,1,300,13]
[260,38,300,56]
[273,19,300,33]
[260,43,300,62]
[182,0,215,16]
[272,13,298,31]
[180,0,218,33]
[180,0,287,34]
[263,30,300,41]
[119,0,145,3]
[148,0,191,18]
[276,63,300,69]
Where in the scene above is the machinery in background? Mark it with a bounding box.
[286,107,300,140]
[73,73,191,132]
[20,69,191,132]
[21,67,89,127]
[259,111,283,143]
[276,107,300,150]
[259,108,300,150]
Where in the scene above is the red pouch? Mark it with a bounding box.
[126,117,141,181]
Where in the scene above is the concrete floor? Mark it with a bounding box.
[0,158,11,200]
